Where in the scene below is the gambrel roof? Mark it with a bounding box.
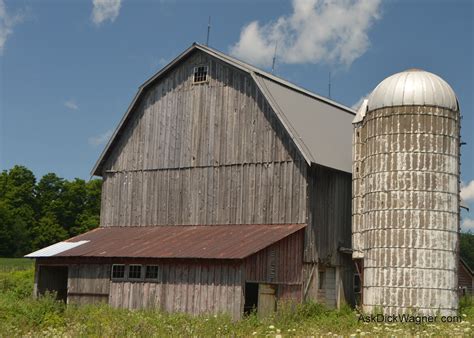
[92,43,355,176]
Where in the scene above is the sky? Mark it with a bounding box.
[1,0,473,230]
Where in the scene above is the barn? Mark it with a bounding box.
[459,258,474,297]
[26,43,356,319]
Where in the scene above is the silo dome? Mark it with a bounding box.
[352,68,461,316]
[367,69,458,111]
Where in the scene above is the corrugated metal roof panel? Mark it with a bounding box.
[254,74,354,173]
[25,241,89,258]
[30,224,305,260]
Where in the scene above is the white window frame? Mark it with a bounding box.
[193,65,209,84]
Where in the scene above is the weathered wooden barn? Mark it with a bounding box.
[459,258,473,297]
[27,43,356,319]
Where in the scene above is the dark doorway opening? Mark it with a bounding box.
[244,282,259,314]
[37,266,68,302]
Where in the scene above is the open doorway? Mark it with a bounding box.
[244,282,259,314]
[37,266,68,302]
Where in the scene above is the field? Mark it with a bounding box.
[0,258,473,337]
[0,258,34,272]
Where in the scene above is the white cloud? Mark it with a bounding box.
[0,0,25,54]
[462,217,474,233]
[64,100,79,110]
[89,129,113,146]
[91,0,121,26]
[461,180,474,202]
[230,0,381,67]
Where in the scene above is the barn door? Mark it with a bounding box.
[37,265,68,302]
[258,284,277,317]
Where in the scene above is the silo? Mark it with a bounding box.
[352,69,460,316]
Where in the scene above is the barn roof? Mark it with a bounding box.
[460,257,474,276]
[25,224,305,260]
[91,43,355,176]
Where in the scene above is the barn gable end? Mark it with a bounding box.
[98,47,309,227]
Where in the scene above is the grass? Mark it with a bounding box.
[0,259,473,337]
[0,258,34,272]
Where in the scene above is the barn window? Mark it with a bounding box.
[111,264,125,280]
[318,271,325,289]
[145,265,159,280]
[128,265,142,279]
[193,66,208,83]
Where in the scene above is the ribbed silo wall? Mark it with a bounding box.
[352,123,365,257]
[361,105,460,316]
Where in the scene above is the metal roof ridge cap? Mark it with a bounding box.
[90,43,199,176]
[196,43,355,115]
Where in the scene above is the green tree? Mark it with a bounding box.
[30,213,68,251]
[0,166,37,256]
[0,166,102,257]
[35,173,65,219]
[460,231,474,270]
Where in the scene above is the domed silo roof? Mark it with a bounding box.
[367,69,458,111]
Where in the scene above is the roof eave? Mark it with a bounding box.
[91,42,355,176]
[90,43,199,176]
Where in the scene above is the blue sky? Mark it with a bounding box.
[1,0,473,229]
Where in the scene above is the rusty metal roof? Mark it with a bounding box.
[28,224,305,260]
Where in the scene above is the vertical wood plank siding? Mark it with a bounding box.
[101,162,306,226]
[68,264,111,304]
[307,165,352,265]
[99,50,307,227]
[108,262,243,320]
[244,230,303,284]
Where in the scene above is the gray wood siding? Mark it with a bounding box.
[306,165,352,264]
[101,161,306,226]
[108,263,243,320]
[102,51,300,171]
[99,50,307,227]
[68,264,111,304]
[244,230,303,285]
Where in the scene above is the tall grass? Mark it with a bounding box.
[0,258,34,272]
[0,260,472,336]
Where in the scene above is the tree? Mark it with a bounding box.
[35,173,65,219]
[0,166,102,257]
[30,213,68,251]
[0,166,37,256]
[460,231,474,270]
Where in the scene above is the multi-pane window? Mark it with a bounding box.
[193,66,208,83]
[111,264,125,279]
[128,265,142,279]
[145,265,159,280]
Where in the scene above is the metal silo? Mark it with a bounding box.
[352,69,460,316]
